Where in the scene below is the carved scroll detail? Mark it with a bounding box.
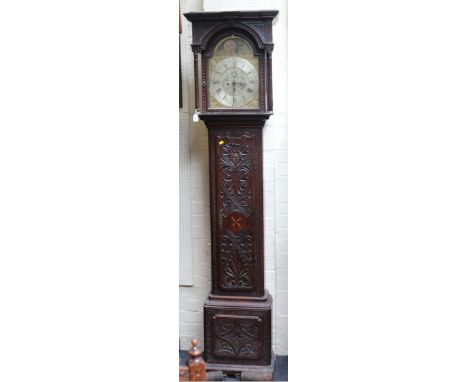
[214,317,261,359]
[218,138,255,290]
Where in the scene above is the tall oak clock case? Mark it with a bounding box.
[184,10,279,377]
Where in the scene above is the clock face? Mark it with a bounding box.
[209,57,259,108]
[207,36,260,110]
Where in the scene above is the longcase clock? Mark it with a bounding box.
[184,10,279,380]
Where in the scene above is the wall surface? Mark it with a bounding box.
[179,0,288,355]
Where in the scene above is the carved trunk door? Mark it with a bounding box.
[209,128,264,297]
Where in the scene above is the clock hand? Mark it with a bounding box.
[232,79,236,107]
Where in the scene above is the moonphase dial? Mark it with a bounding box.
[209,57,259,108]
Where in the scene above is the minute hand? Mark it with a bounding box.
[232,79,236,106]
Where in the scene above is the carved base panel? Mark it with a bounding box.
[204,292,272,372]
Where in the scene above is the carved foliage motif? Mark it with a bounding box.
[219,143,252,216]
[220,232,253,289]
[214,316,261,359]
[218,135,256,290]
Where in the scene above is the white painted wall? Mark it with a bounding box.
[179,0,207,351]
[179,0,288,355]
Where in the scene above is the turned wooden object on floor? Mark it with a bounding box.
[179,339,206,381]
[180,339,224,381]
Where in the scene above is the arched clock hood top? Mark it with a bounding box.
[184,10,278,51]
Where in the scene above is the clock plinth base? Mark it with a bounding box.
[205,353,276,381]
[203,292,273,377]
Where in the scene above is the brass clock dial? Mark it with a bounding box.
[207,36,259,109]
[209,57,259,108]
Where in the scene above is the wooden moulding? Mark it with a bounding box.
[205,354,276,381]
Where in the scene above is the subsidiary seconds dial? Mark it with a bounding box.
[209,57,259,108]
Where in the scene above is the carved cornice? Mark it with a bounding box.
[184,10,278,48]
